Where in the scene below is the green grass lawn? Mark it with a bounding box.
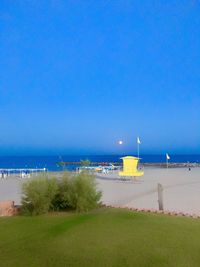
[0,208,200,267]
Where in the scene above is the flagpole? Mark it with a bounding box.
[166,153,170,169]
[137,137,141,159]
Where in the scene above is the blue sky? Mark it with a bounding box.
[0,0,199,155]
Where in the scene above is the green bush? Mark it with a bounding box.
[80,159,91,166]
[54,171,102,212]
[21,172,102,215]
[68,171,102,212]
[52,172,72,211]
[21,175,58,215]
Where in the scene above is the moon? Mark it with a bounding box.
[118,140,123,145]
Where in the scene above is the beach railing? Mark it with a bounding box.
[0,168,46,179]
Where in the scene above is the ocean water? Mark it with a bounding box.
[0,155,199,171]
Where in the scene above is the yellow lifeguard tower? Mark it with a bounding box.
[119,156,144,178]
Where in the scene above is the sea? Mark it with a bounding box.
[0,155,199,172]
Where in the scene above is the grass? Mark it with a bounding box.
[0,208,200,267]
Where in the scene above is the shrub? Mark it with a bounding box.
[52,172,72,211]
[21,172,102,215]
[68,171,102,212]
[21,175,58,215]
[80,159,91,166]
[53,171,102,212]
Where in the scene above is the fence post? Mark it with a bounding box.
[157,183,164,210]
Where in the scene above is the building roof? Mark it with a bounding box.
[120,156,141,160]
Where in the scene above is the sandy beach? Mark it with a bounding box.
[1,167,200,215]
[97,167,200,215]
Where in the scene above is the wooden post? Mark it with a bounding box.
[157,183,164,210]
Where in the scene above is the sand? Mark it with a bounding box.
[97,167,200,215]
[1,167,200,215]
[0,176,22,205]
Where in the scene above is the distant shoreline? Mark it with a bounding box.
[58,161,200,168]
[142,162,200,168]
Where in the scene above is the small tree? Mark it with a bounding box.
[52,172,72,210]
[21,175,58,215]
[80,159,91,167]
[68,171,102,212]
[53,171,102,212]
[21,172,102,215]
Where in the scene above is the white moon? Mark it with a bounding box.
[118,140,123,145]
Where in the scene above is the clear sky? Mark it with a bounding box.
[0,0,199,155]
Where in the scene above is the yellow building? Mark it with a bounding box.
[119,156,144,177]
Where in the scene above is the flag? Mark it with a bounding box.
[137,137,141,144]
[166,153,170,160]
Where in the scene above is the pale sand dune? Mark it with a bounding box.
[1,168,200,214]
